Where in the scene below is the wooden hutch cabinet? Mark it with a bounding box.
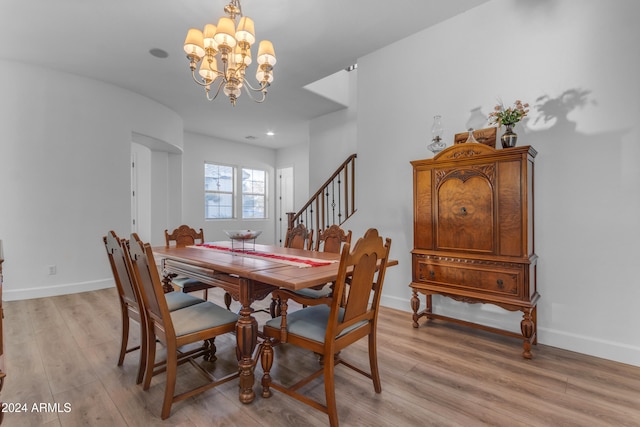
[410,144,538,358]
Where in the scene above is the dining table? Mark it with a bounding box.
[151,240,345,404]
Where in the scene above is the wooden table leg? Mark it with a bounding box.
[237,278,258,404]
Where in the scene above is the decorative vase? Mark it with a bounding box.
[501,124,518,148]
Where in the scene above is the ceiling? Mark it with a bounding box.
[0,0,490,149]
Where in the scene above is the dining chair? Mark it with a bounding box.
[305,224,352,300]
[314,224,352,254]
[165,225,231,309]
[270,224,352,317]
[284,222,314,250]
[260,228,392,427]
[128,233,240,420]
[103,231,204,384]
[164,225,209,298]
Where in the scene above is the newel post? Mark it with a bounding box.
[286,212,295,233]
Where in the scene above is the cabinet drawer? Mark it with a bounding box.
[414,256,522,297]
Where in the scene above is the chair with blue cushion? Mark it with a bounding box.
[165,225,232,309]
[314,224,352,254]
[270,224,352,317]
[260,228,392,427]
[128,233,240,420]
[103,231,203,384]
[303,224,352,300]
[164,225,209,296]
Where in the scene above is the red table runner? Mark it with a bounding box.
[194,243,334,267]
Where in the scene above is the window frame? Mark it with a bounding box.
[241,167,268,220]
[204,162,269,221]
[204,162,236,220]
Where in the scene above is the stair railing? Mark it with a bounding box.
[287,154,357,235]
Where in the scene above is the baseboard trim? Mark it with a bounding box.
[539,328,640,367]
[379,294,640,367]
[2,279,114,301]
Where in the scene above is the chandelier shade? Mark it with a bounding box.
[183,0,276,106]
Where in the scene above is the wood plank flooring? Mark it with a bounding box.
[3,287,639,426]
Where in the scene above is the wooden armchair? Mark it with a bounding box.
[260,229,392,427]
[103,231,203,384]
[128,233,240,420]
[284,223,314,250]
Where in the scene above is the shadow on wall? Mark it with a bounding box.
[511,88,637,299]
[530,88,595,133]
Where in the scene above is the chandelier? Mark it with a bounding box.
[183,0,276,106]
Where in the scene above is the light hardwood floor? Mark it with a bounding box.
[3,287,639,426]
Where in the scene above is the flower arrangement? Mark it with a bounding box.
[488,100,530,127]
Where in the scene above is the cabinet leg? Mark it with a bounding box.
[520,308,536,359]
[411,289,420,327]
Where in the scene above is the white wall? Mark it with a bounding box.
[347,0,640,366]
[0,60,184,300]
[277,142,310,211]
[308,70,358,191]
[181,132,278,245]
[276,142,311,243]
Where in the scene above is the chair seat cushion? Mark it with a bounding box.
[170,302,238,337]
[265,305,367,344]
[292,284,331,299]
[172,276,210,291]
[165,291,204,311]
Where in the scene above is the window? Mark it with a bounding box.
[242,168,266,219]
[205,163,234,219]
[204,163,268,220]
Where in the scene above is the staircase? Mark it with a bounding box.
[286,154,357,234]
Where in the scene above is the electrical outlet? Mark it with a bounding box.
[48,265,57,275]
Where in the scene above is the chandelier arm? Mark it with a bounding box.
[191,69,220,88]
[242,83,267,103]
[206,79,227,101]
[242,79,269,93]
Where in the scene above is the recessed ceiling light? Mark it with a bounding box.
[266,131,275,136]
[149,48,169,59]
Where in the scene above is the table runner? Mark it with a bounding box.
[193,243,336,268]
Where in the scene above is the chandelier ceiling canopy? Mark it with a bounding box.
[183,0,276,106]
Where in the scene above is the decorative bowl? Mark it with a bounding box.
[224,230,262,240]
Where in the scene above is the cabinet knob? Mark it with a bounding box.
[497,279,504,288]
[460,207,468,215]
[429,270,435,278]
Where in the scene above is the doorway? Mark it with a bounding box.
[276,166,294,245]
